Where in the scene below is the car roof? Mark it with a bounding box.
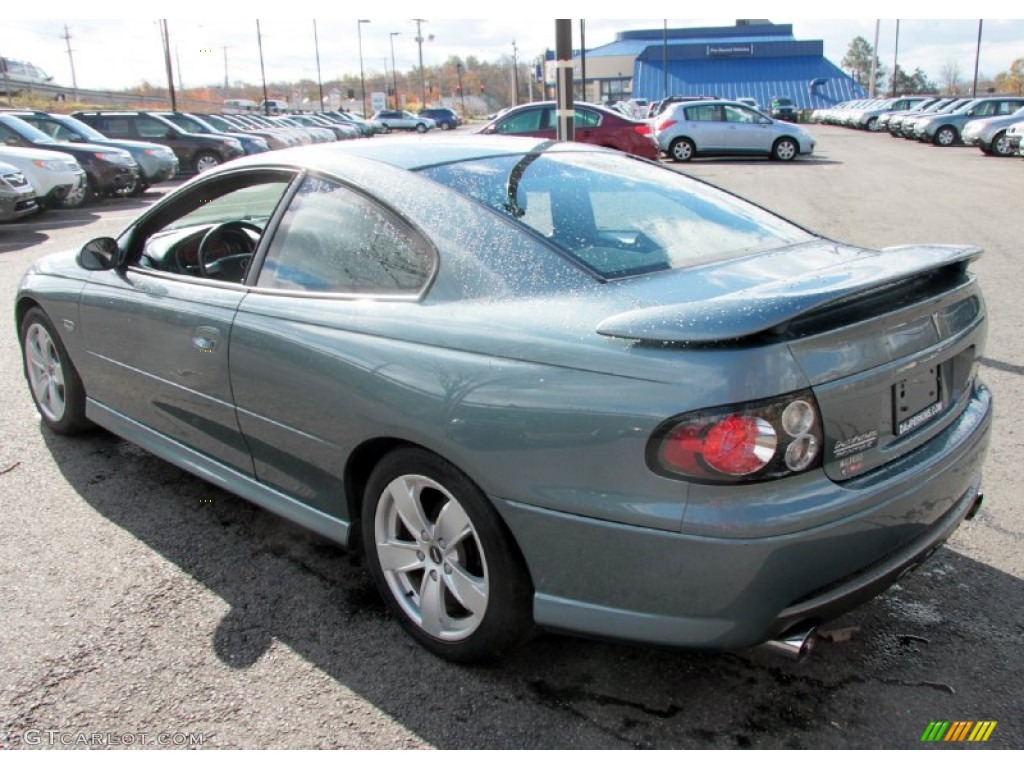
[224,134,594,174]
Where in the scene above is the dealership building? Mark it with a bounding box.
[575,21,865,109]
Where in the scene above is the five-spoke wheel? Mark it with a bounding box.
[362,448,532,662]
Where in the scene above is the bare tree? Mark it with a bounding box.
[940,60,964,95]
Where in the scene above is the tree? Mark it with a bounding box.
[940,60,964,95]
[842,36,885,91]
[890,65,938,95]
[994,58,1024,95]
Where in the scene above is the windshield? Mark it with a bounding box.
[53,115,108,142]
[0,115,58,144]
[163,114,213,134]
[419,150,813,280]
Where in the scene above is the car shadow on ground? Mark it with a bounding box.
[661,156,840,167]
[41,427,1024,748]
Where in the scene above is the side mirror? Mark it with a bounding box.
[77,237,119,271]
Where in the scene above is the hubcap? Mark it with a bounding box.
[375,474,488,641]
[196,155,220,173]
[24,323,67,422]
[777,141,796,160]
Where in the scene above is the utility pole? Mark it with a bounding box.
[662,20,668,100]
[257,20,269,115]
[313,20,324,110]
[160,20,176,112]
[413,19,428,107]
[62,24,79,100]
[358,20,370,118]
[579,20,586,101]
[555,19,573,141]
[971,19,983,97]
[869,19,879,97]
[390,32,401,109]
[891,19,900,98]
[456,61,466,116]
[511,40,519,106]
[223,46,229,91]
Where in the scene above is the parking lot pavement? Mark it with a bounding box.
[0,126,1021,749]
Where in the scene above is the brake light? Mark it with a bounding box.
[656,119,677,132]
[649,391,823,484]
[633,123,652,136]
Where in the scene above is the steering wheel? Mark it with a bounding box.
[197,220,263,280]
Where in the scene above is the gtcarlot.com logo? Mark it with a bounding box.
[921,721,997,743]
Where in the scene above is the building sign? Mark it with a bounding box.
[707,45,753,57]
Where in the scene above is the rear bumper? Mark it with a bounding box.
[495,382,991,649]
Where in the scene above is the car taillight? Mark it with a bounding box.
[656,119,677,132]
[648,390,823,484]
[633,123,652,136]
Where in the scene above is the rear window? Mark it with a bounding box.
[419,150,813,279]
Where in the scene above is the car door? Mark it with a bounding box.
[681,103,726,151]
[76,168,297,473]
[229,174,437,516]
[721,104,772,152]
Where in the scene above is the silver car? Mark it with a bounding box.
[653,100,815,161]
[0,160,38,221]
[962,106,1024,156]
[371,110,435,133]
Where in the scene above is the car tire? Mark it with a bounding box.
[668,137,695,162]
[772,137,799,161]
[865,117,879,132]
[934,126,958,147]
[381,124,391,134]
[120,176,149,197]
[193,151,222,174]
[20,307,93,435]
[440,121,452,131]
[362,447,533,663]
[60,176,91,209]
[991,131,1011,157]
[415,123,428,134]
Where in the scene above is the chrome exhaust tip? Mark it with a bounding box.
[762,627,818,660]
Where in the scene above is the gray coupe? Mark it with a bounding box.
[17,136,992,662]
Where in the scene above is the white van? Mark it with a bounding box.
[223,99,258,114]
[259,99,289,116]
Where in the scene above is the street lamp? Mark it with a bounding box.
[358,19,370,117]
[413,18,432,107]
[456,61,466,117]
[390,32,400,109]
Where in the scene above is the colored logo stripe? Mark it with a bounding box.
[920,721,997,742]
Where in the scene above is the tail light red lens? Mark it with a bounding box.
[649,391,823,484]
[655,119,677,132]
[633,123,652,136]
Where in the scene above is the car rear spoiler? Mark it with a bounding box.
[596,245,982,343]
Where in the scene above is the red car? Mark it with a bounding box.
[478,101,659,160]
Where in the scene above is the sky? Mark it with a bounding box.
[2,4,1021,94]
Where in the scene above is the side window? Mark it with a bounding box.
[684,104,720,122]
[723,105,755,123]
[497,108,545,134]
[257,177,434,295]
[136,116,171,138]
[132,173,292,282]
[575,108,602,128]
[99,118,133,139]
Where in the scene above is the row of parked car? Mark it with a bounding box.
[811,95,1024,157]
[0,107,398,219]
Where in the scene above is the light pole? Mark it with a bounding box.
[456,61,466,117]
[358,20,370,117]
[511,40,519,106]
[313,20,324,111]
[256,20,269,115]
[390,32,400,109]
[413,18,429,107]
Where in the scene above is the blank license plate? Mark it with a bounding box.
[894,367,942,437]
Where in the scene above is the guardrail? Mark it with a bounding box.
[1,80,224,113]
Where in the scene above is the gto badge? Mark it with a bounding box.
[833,430,878,458]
